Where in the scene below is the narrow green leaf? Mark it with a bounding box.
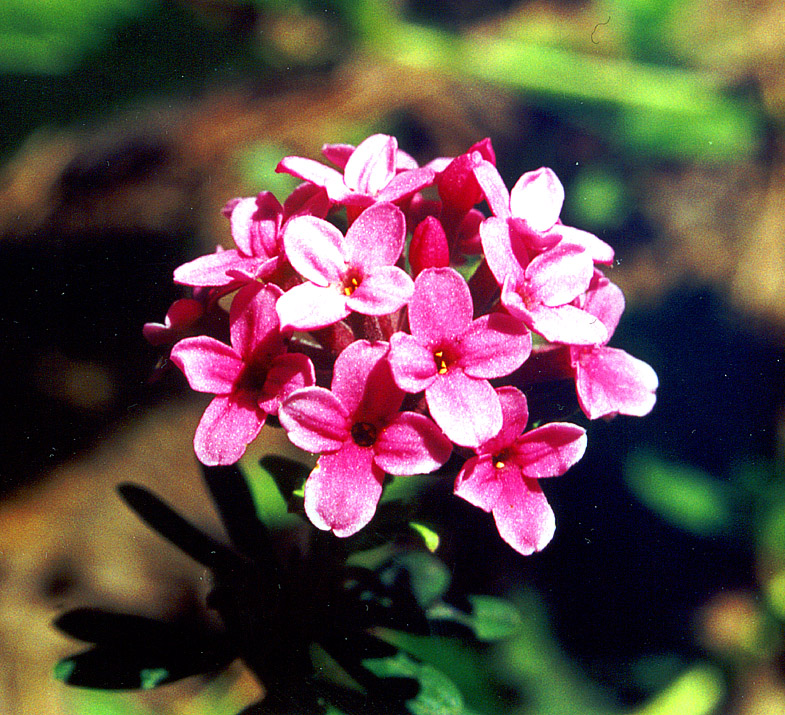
[409,522,440,553]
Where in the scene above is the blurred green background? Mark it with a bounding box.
[1,0,784,713]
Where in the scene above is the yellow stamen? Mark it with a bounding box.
[434,350,448,374]
[495,461,505,469]
[343,276,360,296]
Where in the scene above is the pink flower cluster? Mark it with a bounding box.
[146,134,658,555]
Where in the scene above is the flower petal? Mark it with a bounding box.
[525,243,594,308]
[343,134,397,195]
[194,393,265,466]
[258,352,316,414]
[509,167,564,232]
[375,412,452,475]
[278,386,350,453]
[459,313,531,379]
[376,167,436,203]
[426,370,502,448]
[492,475,555,555]
[229,282,283,357]
[304,444,384,537]
[409,267,473,344]
[276,156,350,202]
[282,215,346,286]
[230,193,282,258]
[482,386,529,452]
[479,217,528,286]
[582,272,625,341]
[174,249,256,287]
[343,202,406,269]
[347,266,414,316]
[527,304,608,346]
[514,423,587,479]
[551,224,614,265]
[170,336,242,394]
[473,160,511,219]
[454,454,503,512]
[388,331,437,393]
[275,282,350,331]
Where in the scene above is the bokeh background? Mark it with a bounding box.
[1,0,784,713]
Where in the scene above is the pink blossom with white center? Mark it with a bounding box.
[474,161,614,263]
[276,202,414,331]
[388,267,532,448]
[570,272,658,419]
[276,134,435,208]
[170,282,315,466]
[278,340,452,537]
[454,386,586,555]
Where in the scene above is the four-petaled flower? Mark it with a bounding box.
[170,283,315,465]
[388,267,532,447]
[454,386,586,555]
[279,340,452,537]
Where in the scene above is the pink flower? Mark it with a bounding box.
[454,386,586,555]
[170,283,315,465]
[143,298,205,346]
[474,162,614,263]
[276,202,414,331]
[278,340,452,537]
[276,134,434,208]
[570,272,658,419]
[388,267,532,447]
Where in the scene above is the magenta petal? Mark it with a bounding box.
[304,443,384,537]
[258,352,316,414]
[194,393,265,466]
[322,142,355,169]
[343,202,406,269]
[514,423,587,479]
[484,386,529,451]
[492,475,555,555]
[527,304,608,345]
[143,298,203,345]
[343,134,397,195]
[276,282,350,331]
[376,167,436,203]
[459,313,531,379]
[283,215,346,286]
[509,167,564,232]
[409,267,473,344]
[426,371,502,448]
[473,161,511,219]
[574,346,658,419]
[229,283,282,357]
[410,216,449,277]
[170,336,242,394]
[479,217,528,286]
[276,156,349,201]
[347,266,414,316]
[278,386,350,453]
[230,193,282,257]
[389,331,437,393]
[374,412,452,475]
[525,244,594,308]
[583,273,625,340]
[174,250,254,287]
[552,224,614,265]
[454,454,503,512]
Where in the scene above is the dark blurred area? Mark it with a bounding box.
[2,0,785,713]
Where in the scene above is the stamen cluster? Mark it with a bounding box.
[146,134,658,554]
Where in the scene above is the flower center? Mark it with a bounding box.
[351,421,378,447]
[342,269,363,297]
[236,362,268,394]
[493,448,512,469]
[433,346,457,375]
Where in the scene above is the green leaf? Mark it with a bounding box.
[427,596,521,642]
[409,522,440,552]
[625,453,735,537]
[379,552,451,608]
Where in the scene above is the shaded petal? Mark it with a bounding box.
[230,282,283,357]
[509,167,564,232]
[582,272,624,341]
[492,475,555,555]
[525,244,594,307]
[389,331,437,393]
[276,282,350,331]
[230,193,282,257]
[321,142,355,170]
[426,371,502,447]
[459,313,531,379]
[473,160,511,219]
[194,393,265,466]
[551,224,614,265]
[375,412,452,475]
[514,423,587,479]
[278,386,350,452]
[343,134,397,195]
[528,304,608,345]
[304,444,384,537]
[454,454,502,512]
[409,267,473,344]
[574,346,658,419]
[409,216,449,277]
[170,336,242,394]
[174,249,255,287]
[482,386,529,452]
[143,298,203,345]
[376,167,435,203]
[283,181,331,219]
[283,215,346,285]
[343,202,406,269]
[258,352,316,414]
[479,217,528,286]
[347,266,414,315]
[276,156,350,202]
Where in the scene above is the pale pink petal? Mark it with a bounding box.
[258,352,316,414]
[376,167,436,203]
[574,346,658,419]
[492,475,555,555]
[304,443,384,537]
[321,142,355,169]
[395,148,420,171]
[509,167,564,232]
[459,313,531,379]
[582,273,625,341]
[194,393,265,466]
[426,370,502,448]
[174,249,255,287]
[409,268,473,344]
[282,215,347,286]
[479,217,528,286]
[473,160,511,219]
[525,244,594,308]
[551,224,614,265]
[170,336,242,394]
[275,282,350,331]
[276,155,350,202]
[278,386,350,453]
[343,134,397,195]
[514,423,587,479]
[454,454,503,512]
[389,331,437,393]
[374,412,452,475]
[230,193,282,257]
[343,202,406,269]
[346,266,414,316]
[527,304,608,345]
